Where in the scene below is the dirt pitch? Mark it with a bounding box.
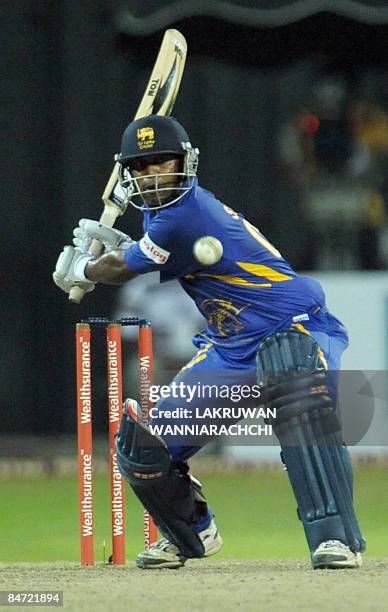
[0,559,387,612]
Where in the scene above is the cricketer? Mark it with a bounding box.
[54,115,365,570]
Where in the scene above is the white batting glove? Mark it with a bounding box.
[73,219,134,253]
[53,246,96,295]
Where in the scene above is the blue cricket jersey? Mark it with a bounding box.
[124,179,347,348]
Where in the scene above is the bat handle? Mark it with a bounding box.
[69,284,86,304]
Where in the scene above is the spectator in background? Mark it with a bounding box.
[351,93,388,267]
[279,71,388,270]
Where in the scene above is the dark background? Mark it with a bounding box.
[2,1,387,434]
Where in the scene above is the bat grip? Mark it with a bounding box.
[68,239,105,303]
[68,206,121,304]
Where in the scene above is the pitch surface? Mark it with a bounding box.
[0,559,387,611]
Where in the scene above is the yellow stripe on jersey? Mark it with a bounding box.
[236,262,293,282]
[180,343,212,371]
[292,322,310,335]
[196,274,272,288]
[180,353,208,370]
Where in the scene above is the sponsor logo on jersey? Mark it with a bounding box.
[292,313,310,323]
[137,127,155,150]
[139,233,170,264]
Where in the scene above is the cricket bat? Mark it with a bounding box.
[69,29,187,303]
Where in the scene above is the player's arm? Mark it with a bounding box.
[85,250,136,285]
[83,215,180,284]
[53,215,181,296]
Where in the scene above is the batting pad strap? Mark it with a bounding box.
[116,401,205,559]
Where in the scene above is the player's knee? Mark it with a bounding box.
[116,399,171,487]
[256,329,340,439]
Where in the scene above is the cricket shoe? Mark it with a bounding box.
[312,540,362,569]
[136,519,223,569]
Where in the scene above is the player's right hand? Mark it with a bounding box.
[73,219,134,254]
[53,245,96,295]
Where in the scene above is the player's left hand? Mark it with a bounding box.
[53,246,96,295]
[73,219,134,254]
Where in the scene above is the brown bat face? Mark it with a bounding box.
[129,155,183,207]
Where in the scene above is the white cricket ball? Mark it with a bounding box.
[193,236,223,265]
